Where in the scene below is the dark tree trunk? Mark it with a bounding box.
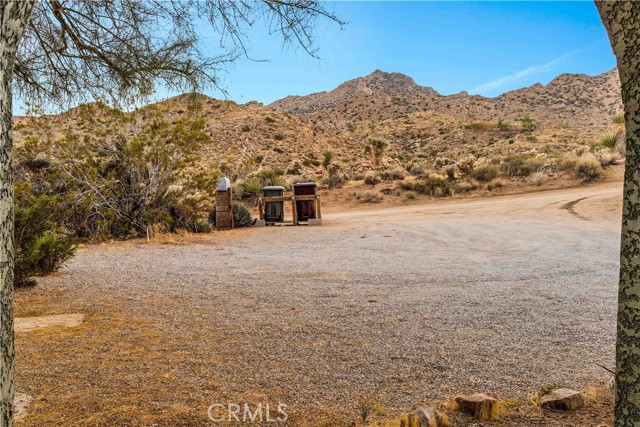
[596,1,640,426]
[0,1,35,426]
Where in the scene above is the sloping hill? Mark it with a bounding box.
[270,68,622,130]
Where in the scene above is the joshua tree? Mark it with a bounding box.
[597,2,640,425]
[322,149,335,170]
[364,136,390,168]
[0,1,342,424]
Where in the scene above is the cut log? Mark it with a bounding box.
[540,388,584,411]
[455,393,499,420]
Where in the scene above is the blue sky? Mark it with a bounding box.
[15,1,617,114]
[200,1,615,104]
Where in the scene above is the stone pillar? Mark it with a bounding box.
[215,177,233,230]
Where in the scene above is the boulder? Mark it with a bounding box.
[540,388,584,411]
[455,393,499,420]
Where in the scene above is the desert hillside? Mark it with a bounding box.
[11,67,626,242]
[14,68,624,180]
[270,68,622,129]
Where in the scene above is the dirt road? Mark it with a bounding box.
[15,183,623,426]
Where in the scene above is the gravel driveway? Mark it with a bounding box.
[15,183,622,426]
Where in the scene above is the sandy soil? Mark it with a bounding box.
[14,182,623,426]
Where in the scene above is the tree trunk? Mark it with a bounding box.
[596,2,640,426]
[0,2,35,426]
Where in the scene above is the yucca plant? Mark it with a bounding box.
[208,203,254,228]
[232,203,254,227]
[175,219,212,233]
[599,133,618,149]
[241,177,263,206]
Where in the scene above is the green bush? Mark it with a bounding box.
[423,176,452,197]
[470,165,499,182]
[598,133,618,149]
[501,156,541,177]
[14,192,76,287]
[208,203,254,228]
[521,116,536,133]
[613,113,624,124]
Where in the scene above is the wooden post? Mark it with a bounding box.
[316,195,322,220]
[292,197,297,226]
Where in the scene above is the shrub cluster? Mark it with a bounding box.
[470,165,499,182]
[14,186,76,287]
[500,155,541,177]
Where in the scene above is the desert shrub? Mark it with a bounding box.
[273,132,285,140]
[453,181,478,193]
[613,113,625,124]
[496,119,510,131]
[404,190,417,200]
[468,121,495,131]
[302,157,321,167]
[208,203,254,228]
[434,157,455,169]
[408,163,428,177]
[487,180,505,191]
[501,155,541,177]
[559,153,579,171]
[424,176,452,197]
[574,156,603,181]
[14,191,76,287]
[470,164,499,182]
[456,156,476,175]
[398,175,452,197]
[175,219,212,233]
[241,125,251,132]
[323,164,346,188]
[58,135,183,238]
[531,172,548,186]
[364,171,381,185]
[598,133,618,149]
[16,118,217,241]
[380,167,406,181]
[596,150,622,167]
[354,191,382,203]
[442,165,456,181]
[521,116,536,133]
[287,162,302,175]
